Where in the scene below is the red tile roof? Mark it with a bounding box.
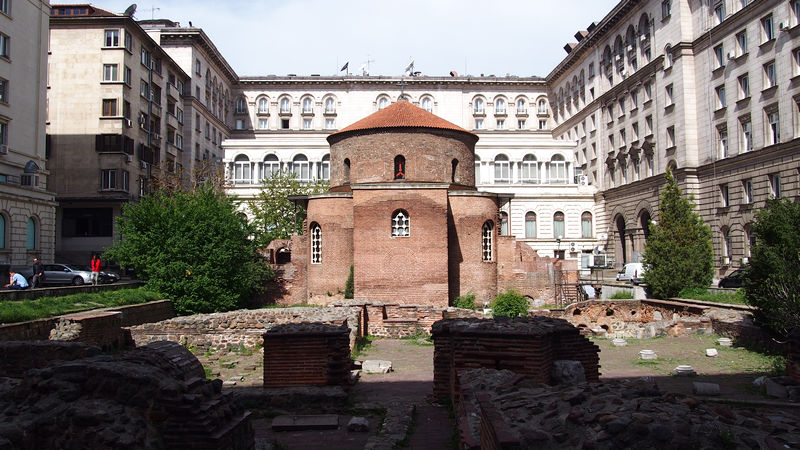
[328,101,476,142]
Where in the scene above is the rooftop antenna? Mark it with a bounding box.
[148,6,160,19]
[363,54,375,75]
[404,59,414,76]
[123,3,137,17]
[359,64,368,76]
[397,78,408,99]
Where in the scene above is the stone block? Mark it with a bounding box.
[551,360,586,385]
[362,360,392,374]
[347,416,369,432]
[705,348,718,357]
[692,382,720,396]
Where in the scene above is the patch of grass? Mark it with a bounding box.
[351,336,376,360]
[401,332,433,346]
[677,287,746,305]
[0,288,163,324]
[610,291,634,299]
[203,366,214,379]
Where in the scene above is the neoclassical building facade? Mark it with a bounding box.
[547,0,800,277]
[223,76,599,265]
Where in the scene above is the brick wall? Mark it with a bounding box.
[306,195,354,298]
[48,310,129,350]
[0,341,101,377]
[328,130,476,188]
[331,300,484,338]
[263,323,351,387]
[353,187,450,305]
[448,193,499,304]
[431,317,600,401]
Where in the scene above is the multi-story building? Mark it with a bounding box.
[547,0,800,277]
[48,4,190,263]
[223,76,599,262]
[0,0,54,266]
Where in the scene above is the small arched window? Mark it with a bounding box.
[292,154,309,182]
[324,97,336,113]
[235,97,247,114]
[451,159,459,183]
[538,99,548,114]
[378,97,389,110]
[263,154,280,179]
[391,209,410,237]
[302,97,313,113]
[553,212,565,239]
[26,217,37,250]
[494,154,510,182]
[257,98,269,114]
[343,158,351,184]
[280,98,291,113]
[495,98,506,115]
[516,98,527,114]
[320,154,330,180]
[500,211,509,235]
[0,213,5,249]
[394,155,406,180]
[525,212,537,238]
[310,222,322,264]
[482,221,493,261]
[581,212,593,238]
[421,97,433,112]
[474,98,484,114]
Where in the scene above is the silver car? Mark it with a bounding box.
[40,264,92,286]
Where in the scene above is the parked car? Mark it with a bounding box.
[14,264,119,287]
[718,268,746,288]
[616,263,646,285]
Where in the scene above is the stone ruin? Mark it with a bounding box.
[456,368,799,449]
[431,317,600,401]
[0,340,253,449]
[263,323,351,388]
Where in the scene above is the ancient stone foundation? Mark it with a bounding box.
[263,323,351,388]
[331,300,484,338]
[0,340,254,449]
[431,317,600,401]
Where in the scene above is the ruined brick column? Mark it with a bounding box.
[263,322,351,387]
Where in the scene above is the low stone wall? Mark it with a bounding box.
[263,323,351,387]
[129,307,362,350]
[48,311,130,350]
[710,317,787,354]
[431,317,600,402]
[0,341,102,377]
[0,300,175,342]
[331,300,484,338]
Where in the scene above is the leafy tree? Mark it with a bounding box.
[104,185,273,315]
[247,171,328,248]
[491,290,529,318]
[454,291,476,309]
[642,168,714,299]
[743,198,800,336]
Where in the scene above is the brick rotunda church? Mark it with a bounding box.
[270,101,576,306]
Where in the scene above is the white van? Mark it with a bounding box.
[616,263,645,285]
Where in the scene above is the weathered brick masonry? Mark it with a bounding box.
[262,323,351,387]
[431,317,600,401]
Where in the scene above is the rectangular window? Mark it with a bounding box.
[644,82,652,102]
[715,85,726,109]
[767,110,780,144]
[736,30,748,56]
[762,15,774,42]
[104,29,119,47]
[175,134,182,150]
[738,74,750,99]
[714,44,725,68]
[140,80,148,98]
[720,184,730,207]
[743,179,753,204]
[794,0,800,25]
[123,100,130,119]
[124,32,132,51]
[645,115,653,135]
[763,61,777,88]
[176,108,183,123]
[718,127,728,158]
[618,98,625,116]
[632,122,639,141]
[769,173,781,198]
[0,0,8,15]
[0,33,8,58]
[631,90,639,109]
[665,84,674,106]
[123,66,131,85]
[518,119,526,130]
[101,169,118,190]
[475,118,484,130]
[666,125,675,148]
[303,118,312,130]
[794,48,800,77]
[0,121,7,145]
[236,119,245,130]
[102,64,118,81]
[662,0,671,19]
[496,119,505,130]
[538,119,547,130]
[0,78,6,103]
[101,99,117,116]
[714,2,725,24]
[258,118,268,130]
[741,118,752,152]
[140,47,150,67]
[325,118,336,129]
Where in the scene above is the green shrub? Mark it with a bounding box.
[610,291,634,299]
[677,287,745,305]
[454,291,476,309]
[491,290,529,318]
[344,265,354,299]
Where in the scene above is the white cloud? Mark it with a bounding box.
[88,0,618,76]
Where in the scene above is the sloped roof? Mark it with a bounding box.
[327,101,476,143]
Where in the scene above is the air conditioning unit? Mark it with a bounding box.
[721,256,731,265]
[137,115,145,124]
[152,133,161,140]
[779,22,790,31]
[579,175,589,185]
[615,54,622,61]
[727,51,737,60]
[0,144,7,155]
[640,35,649,43]
[741,257,749,264]
[626,44,634,52]
[125,154,132,163]
[140,161,147,169]
[569,242,576,252]
[124,118,132,127]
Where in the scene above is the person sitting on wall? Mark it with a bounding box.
[5,270,30,290]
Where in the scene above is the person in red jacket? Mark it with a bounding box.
[90,254,102,285]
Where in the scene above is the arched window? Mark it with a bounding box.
[257,98,269,114]
[0,213,4,249]
[319,154,330,180]
[521,154,538,183]
[494,154,510,183]
[324,97,336,113]
[549,154,567,183]
[310,223,321,264]
[343,158,351,184]
[495,98,506,114]
[516,98,527,114]
[378,97,389,110]
[26,217,37,250]
[302,97,313,113]
[525,212,537,238]
[451,159,458,183]
[391,209,410,237]
[421,97,433,112]
[394,155,406,180]
[292,154,309,182]
[263,154,280,179]
[474,156,481,184]
[482,221,493,261]
[500,211,509,235]
[538,99,548,114]
[233,155,251,184]
[474,98,484,114]
[581,212,593,238]
[235,97,247,114]
[553,212,565,239]
[280,97,291,114]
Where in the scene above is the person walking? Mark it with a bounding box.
[5,270,29,290]
[31,258,44,288]
[90,254,102,285]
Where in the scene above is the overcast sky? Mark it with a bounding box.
[90,0,619,78]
